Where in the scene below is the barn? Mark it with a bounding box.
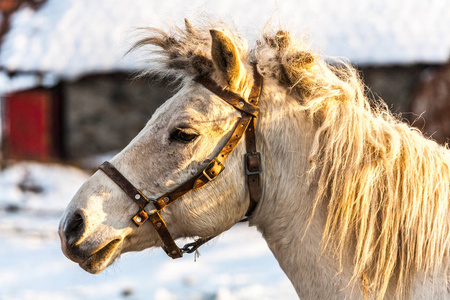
[0,0,449,164]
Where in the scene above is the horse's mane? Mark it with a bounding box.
[132,19,450,298]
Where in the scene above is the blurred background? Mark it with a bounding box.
[0,0,449,299]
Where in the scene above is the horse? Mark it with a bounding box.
[59,19,450,299]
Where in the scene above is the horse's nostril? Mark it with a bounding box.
[64,210,86,245]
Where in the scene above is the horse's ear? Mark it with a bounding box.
[210,29,244,91]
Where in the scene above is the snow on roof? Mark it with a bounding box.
[0,0,449,79]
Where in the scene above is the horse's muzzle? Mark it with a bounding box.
[59,209,88,262]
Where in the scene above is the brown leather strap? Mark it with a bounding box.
[99,162,151,226]
[149,212,182,258]
[244,64,263,216]
[153,115,253,210]
[248,64,263,104]
[99,162,150,209]
[99,162,182,258]
[194,76,259,118]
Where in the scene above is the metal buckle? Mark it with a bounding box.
[131,209,149,227]
[244,152,262,175]
[180,236,215,254]
[203,158,225,181]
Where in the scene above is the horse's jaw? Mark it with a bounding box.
[77,238,123,274]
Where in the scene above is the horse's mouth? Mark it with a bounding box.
[79,238,122,274]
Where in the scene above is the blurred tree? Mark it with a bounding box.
[0,0,46,45]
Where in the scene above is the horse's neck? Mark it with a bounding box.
[252,93,362,298]
[251,91,449,299]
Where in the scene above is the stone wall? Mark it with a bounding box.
[358,64,431,115]
[63,73,173,159]
[359,64,448,144]
[410,63,450,145]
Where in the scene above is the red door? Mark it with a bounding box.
[3,87,62,160]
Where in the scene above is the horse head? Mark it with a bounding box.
[59,25,268,274]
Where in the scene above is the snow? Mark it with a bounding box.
[0,0,449,81]
[0,162,297,299]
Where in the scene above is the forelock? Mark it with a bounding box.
[130,19,249,82]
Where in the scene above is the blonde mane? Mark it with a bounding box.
[256,28,450,298]
[133,20,450,298]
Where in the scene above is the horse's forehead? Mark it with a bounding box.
[156,84,231,124]
[172,84,216,112]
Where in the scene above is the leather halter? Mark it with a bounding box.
[99,64,263,259]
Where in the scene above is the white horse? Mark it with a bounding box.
[59,20,450,299]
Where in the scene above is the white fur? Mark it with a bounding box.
[60,22,450,299]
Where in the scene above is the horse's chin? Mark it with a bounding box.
[79,238,122,274]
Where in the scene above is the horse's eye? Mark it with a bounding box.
[170,127,199,143]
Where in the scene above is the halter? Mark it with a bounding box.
[99,64,263,259]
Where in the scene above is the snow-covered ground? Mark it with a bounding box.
[0,162,297,300]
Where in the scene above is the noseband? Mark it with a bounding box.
[99,64,263,259]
